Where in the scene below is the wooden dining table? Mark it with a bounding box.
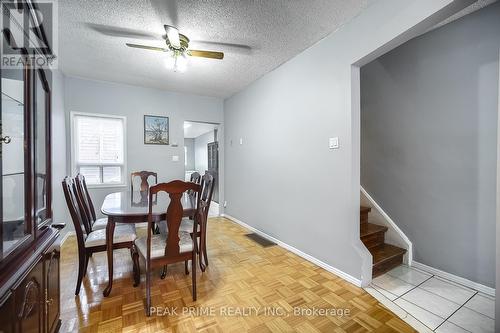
[101,190,196,296]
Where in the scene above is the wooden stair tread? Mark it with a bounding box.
[359,205,406,276]
[360,206,371,214]
[370,244,406,265]
[360,223,388,237]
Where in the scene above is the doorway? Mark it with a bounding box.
[184,121,220,216]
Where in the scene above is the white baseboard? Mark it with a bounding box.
[59,231,75,246]
[361,187,413,265]
[221,213,362,287]
[412,261,495,297]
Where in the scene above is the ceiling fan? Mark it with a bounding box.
[125,25,223,73]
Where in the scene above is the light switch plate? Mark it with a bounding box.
[172,155,179,162]
[239,138,243,145]
[329,137,339,149]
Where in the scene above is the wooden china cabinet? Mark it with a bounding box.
[0,1,63,332]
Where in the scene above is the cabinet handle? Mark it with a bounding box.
[1,136,11,144]
[45,298,53,305]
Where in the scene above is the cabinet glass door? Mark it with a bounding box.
[1,69,28,257]
[34,70,49,226]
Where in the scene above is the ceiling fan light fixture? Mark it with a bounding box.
[165,50,188,73]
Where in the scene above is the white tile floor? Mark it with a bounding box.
[366,265,495,333]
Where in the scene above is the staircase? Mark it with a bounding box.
[360,206,406,277]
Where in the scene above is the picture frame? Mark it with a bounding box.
[144,115,169,145]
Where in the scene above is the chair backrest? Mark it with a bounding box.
[74,174,93,233]
[147,180,201,260]
[188,172,201,196]
[62,177,87,250]
[77,174,96,222]
[199,172,215,221]
[189,172,201,184]
[131,171,158,192]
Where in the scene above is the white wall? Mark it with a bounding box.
[184,138,195,171]
[63,76,223,217]
[194,130,214,174]
[496,47,500,333]
[51,70,70,233]
[223,0,473,285]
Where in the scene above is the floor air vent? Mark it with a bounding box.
[245,233,276,247]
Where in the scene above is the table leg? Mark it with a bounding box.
[103,218,115,297]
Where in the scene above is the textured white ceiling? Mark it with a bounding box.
[58,0,370,98]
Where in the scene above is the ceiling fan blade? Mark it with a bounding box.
[86,23,160,40]
[188,50,224,60]
[164,25,181,49]
[126,43,167,52]
[191,40,252,54]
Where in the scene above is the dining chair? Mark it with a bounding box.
[180,172,215,271]
[187,171,202,203]
[159,172,214,276]
[134,180,201,316]
[130,171,158,192]
[131,171,159,234]
[62,177,140,295]
[190,171,201,184]
[74,174,108,231]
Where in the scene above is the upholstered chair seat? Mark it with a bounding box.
[91,217,108,230]
[179,219,200,233]
[135,232,193,258]
[85,224,136,248]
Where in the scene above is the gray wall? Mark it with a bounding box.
[361,3,500,287]
[495,44,500,332]
[184,138,195,171]
[194,130,214,175]
[64,76,223,218]
[223,0,466,283]
[51,71,71,235]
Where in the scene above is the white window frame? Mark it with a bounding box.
[70,111,127,188]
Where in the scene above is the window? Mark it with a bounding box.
[71,112,126,186]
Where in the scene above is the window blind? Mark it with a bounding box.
[73,114,125,185]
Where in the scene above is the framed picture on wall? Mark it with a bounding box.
[144,115,169,145]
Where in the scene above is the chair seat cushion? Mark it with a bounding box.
[92,218,108,230]
[85,224,136,248]
[135,231,193,258]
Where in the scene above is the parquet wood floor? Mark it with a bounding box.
[59,217,416,332]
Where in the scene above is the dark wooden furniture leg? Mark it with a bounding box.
[199,215,207,272]
[75,250,85,295]
[192,247,197,301]
[160,265,167,279]
[131,246,140,287]
[202,232,209,267]
[103,218,115,297]
[146,263,151,316]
